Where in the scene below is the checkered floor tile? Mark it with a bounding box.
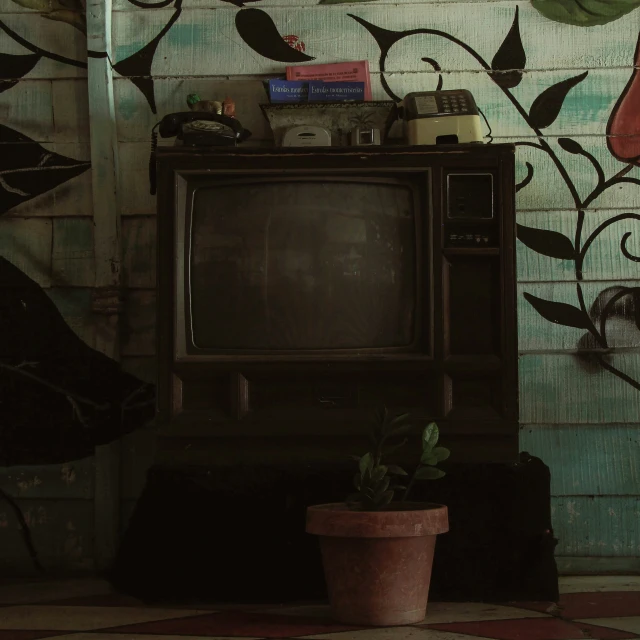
[0,576,637,639]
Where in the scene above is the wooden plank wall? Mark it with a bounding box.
[0,0,96,572]
[109,0,640,570]
[1,0,639,572]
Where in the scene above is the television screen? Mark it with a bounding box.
[188,180,418,350]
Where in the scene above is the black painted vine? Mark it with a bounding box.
[351,8,640,390]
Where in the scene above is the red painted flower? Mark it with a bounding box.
[607,31,640,165]
[282,35,306,53]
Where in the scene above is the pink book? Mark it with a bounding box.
[286,60,372,101]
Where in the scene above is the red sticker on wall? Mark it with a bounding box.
[282,35,306,53]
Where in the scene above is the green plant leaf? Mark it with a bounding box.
[389,412,410,427]
[385,422,415,439]
[531,0,640,26]
[359,452,374,478]
[387,465,408,476]
[415,466,446,480]
[379,490,394,506]
[421,452,438,466]
[422,422,439,453]
[371,465,388,484]
[383,438,408,457]
[432,446,451,462]
[353,473,362,491]
[373,476,391,497]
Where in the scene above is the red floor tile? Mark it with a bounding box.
[102,610,360,638]
[557,592,640,619]
[425,617,638,640]
[507,601,560,614]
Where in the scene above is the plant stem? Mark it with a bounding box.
[402,469,418,502]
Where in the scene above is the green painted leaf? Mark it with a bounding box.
[387,465,408,476]
[415,466,446,480]
[422,422,439,453]
[531,0,640,26]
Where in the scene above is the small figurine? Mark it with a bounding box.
[186,93,222,114]
[222,96,236,118]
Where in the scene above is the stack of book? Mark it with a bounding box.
[268,61,372,103]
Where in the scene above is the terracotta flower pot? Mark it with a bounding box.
[306,502,449,626]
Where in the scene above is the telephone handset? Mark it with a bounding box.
[157,111,250,141]
[149,112,252,195]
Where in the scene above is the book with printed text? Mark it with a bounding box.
[286,60,372,101]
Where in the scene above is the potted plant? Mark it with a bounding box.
[306,408,450,627]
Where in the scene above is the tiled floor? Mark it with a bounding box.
[0,576,638,639]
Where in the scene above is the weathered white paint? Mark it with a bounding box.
[87,0,122,570]
[110,3,640,75]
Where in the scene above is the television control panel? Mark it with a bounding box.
[444,172,497,248]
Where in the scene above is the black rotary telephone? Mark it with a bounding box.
[149,112,252,194]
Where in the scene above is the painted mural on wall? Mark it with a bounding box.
[1,0,640,471]
[0,3,155,470]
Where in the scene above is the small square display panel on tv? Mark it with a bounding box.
[188,180,418,351]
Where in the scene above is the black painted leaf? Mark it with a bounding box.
[516,224,575,260]
[528,71,588,129]
[0,257,156,466]
[0,52,41,87]
[516,162,534,192]
[490,7,526,89]
[558,137,584,154]
[523,292,590,329]
[113,1,183,113]
[235,9,314,62]
[0,80,18,94]
[0,124,90,215]
[348,14,403,53]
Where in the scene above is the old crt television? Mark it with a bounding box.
[155,145,517,466]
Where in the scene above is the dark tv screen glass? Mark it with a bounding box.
[189,181,418,350]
